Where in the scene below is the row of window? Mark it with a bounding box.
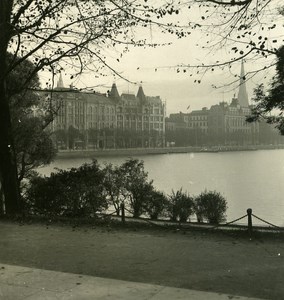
[89,106,115,115]
[189,122,208,127]
[87,115,116,122]
[87,122,163,130]
[61,106,164,118]
[64,113,165,123]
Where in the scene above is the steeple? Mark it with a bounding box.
[137,85,146,104]
[109,83,120,101]
[237,60,249,107]
[57,73,64,89]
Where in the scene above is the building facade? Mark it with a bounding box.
[166,100,260,147]
[166,62,261,147]
[47,80,166,149]
[207,99,259,146]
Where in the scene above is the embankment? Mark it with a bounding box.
[56,144,284,158]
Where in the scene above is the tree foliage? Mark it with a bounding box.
[2,0,281,215]
[102,163,126,216]
[26,160,107,217]
[182,0,282,70]
[194,190,227,224]
[6,1,189,84]
[25,159,230,224]
[0,0,187,214]
[7,53,56,184]
[144,189,168,220]
[119,159,153,218]
[179,1,284,133]
[247,46,284,133]
[166,189,195,222]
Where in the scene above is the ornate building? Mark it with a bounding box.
[48,78,166,149]
[166,62,260,146]
[208,99,259,145]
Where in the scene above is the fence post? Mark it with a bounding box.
[121,202,125,225]
[247,208,253,238]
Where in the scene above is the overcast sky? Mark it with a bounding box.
[49,2,282,115]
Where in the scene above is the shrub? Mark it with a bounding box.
[144,190,167,220]
[119,159,153,218]
[25,160,108,217]
[166,189,194,222]
[102,163,125,216]
[194,190,227,224]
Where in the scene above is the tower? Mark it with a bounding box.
[237,60,249,107]
[109,83,120,101]
[137,85,146,104]
[57,73,64,89]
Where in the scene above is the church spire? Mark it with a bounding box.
[237,60,249,107]
[57,73,64,88]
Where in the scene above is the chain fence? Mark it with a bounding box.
[252,213,283,230]
[109,206,284,235]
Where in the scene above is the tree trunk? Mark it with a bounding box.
[0,1,22,214]
[0,76,21,214]
[0,173,4,215]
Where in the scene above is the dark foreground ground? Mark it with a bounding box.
[0,221,283,299]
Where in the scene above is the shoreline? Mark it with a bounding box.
[56,144,284,158]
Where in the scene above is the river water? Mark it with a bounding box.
[39,149,284,226]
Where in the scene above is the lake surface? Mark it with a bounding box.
[39,149,284,226]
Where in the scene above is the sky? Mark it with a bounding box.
[46,1,282,115]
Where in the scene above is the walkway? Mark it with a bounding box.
[0,264,263,300]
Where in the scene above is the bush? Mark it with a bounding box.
[102,163,125,216]
[25,160,108,217]
[194,190,227,224]
[166,189,194,222]
[144,190,168,220]
[119,159,153,218]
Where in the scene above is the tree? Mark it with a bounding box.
[247,46,284,133]
[119,159,153,218]
[0,1,188,214]
[54,129,68,149]
[194,190,227,224]
[102,163,125,216]
[0,52,56,213]
[181,0,281,71]
[13,117,56,183]
[7,53,56,185]
[175,1,284,133]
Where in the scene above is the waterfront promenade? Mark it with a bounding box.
[56,144,284,158]
[0,221,283,299]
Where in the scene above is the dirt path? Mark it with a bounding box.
[0,221,283,299]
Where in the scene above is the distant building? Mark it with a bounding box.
[237,60,249,107]
[208,99,259,145]
[188,107,209,133]
[165,112,189,146]
[166,112,187,131]
[165,62,262,146]
[47,80,166,149]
